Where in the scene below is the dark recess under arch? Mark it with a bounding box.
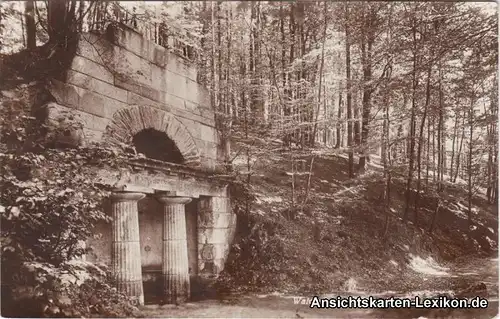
[132,128,184,164]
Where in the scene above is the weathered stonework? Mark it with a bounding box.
[197,197,235,283]
[156,196,192,304]
[46,23,218,171]
[104,105,201,166]
[94,163,229,198]
[110,192,146,305]
[47,23,239,304]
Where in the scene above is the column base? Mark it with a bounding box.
[116,280,144,305]
[163,273,190,304]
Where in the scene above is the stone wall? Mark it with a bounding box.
[50,23,239,301]
[46,23,220,171]
[196,196,236,293]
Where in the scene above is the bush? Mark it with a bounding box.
[217,210,288,292]
[2,261,140,318]
[0,85,140,317]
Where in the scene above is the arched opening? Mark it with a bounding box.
[132,128,184,164]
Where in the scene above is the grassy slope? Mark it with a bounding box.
[217,135,498,296]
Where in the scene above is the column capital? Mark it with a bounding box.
[110,192,146,202]
[156,195,192,205]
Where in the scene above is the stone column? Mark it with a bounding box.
[197,197,234,278]
[196,196,235,297]
[156,195,192,304]
[110,192,146,306]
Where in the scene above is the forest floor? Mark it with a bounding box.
[141,254,498,318]
[140,133,500,318]
[181,134,498,318]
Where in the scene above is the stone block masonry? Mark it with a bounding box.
[46,23,219,171]
[197,197,236,284]
[45,23,238,304]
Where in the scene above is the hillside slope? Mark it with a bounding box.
[217,134,498,297]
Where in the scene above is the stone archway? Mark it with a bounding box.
[104,105,200,167]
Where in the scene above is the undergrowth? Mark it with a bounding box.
[217,137,498,296]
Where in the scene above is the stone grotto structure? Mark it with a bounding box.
[43,22,236,305]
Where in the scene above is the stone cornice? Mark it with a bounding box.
[125,157,233,184]
[96,159,231,198]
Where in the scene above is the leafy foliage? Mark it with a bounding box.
[2,260,140,317]
[0,84,138,317]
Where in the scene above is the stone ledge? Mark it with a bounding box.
[165,70,187,100]
[185,79,210,106]
[45,102,111,132]
[108,23,167,68]
[175,107,216,128]
[48,80,127,120]
[164,92,187,112]
[95,167,229,198]
[151,64,167,93]
[126,158,232,184]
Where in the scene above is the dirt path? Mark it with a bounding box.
[451,256,498,296]
[140,255,498,318]
[141,296,374,318]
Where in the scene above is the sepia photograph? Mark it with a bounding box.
[0,0,498,318]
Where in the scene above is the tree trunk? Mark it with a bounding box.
[467,97,474,224]
[429,199,441,234]
[437,63,444,192]
[414,63,432,224]
[432,116,436,182]
[311,1,328,147]
[358,7,374,172]
[404,21,419,222]
[336,92,343,148]
[210,1,217,122]
[217,1,222,114]
[249,2,256,123]
[25,0,36,49]
[283,3,295,146]
[254,2,264,123]
[354,91,361,146]
[224,4,233,172]
[48,0,77,44]
[425,109,431,189]
[280,3,286,131]
[454,109,466,183]
[345,2,354,178]
[198,1,209,85]
[450,106,459,182]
